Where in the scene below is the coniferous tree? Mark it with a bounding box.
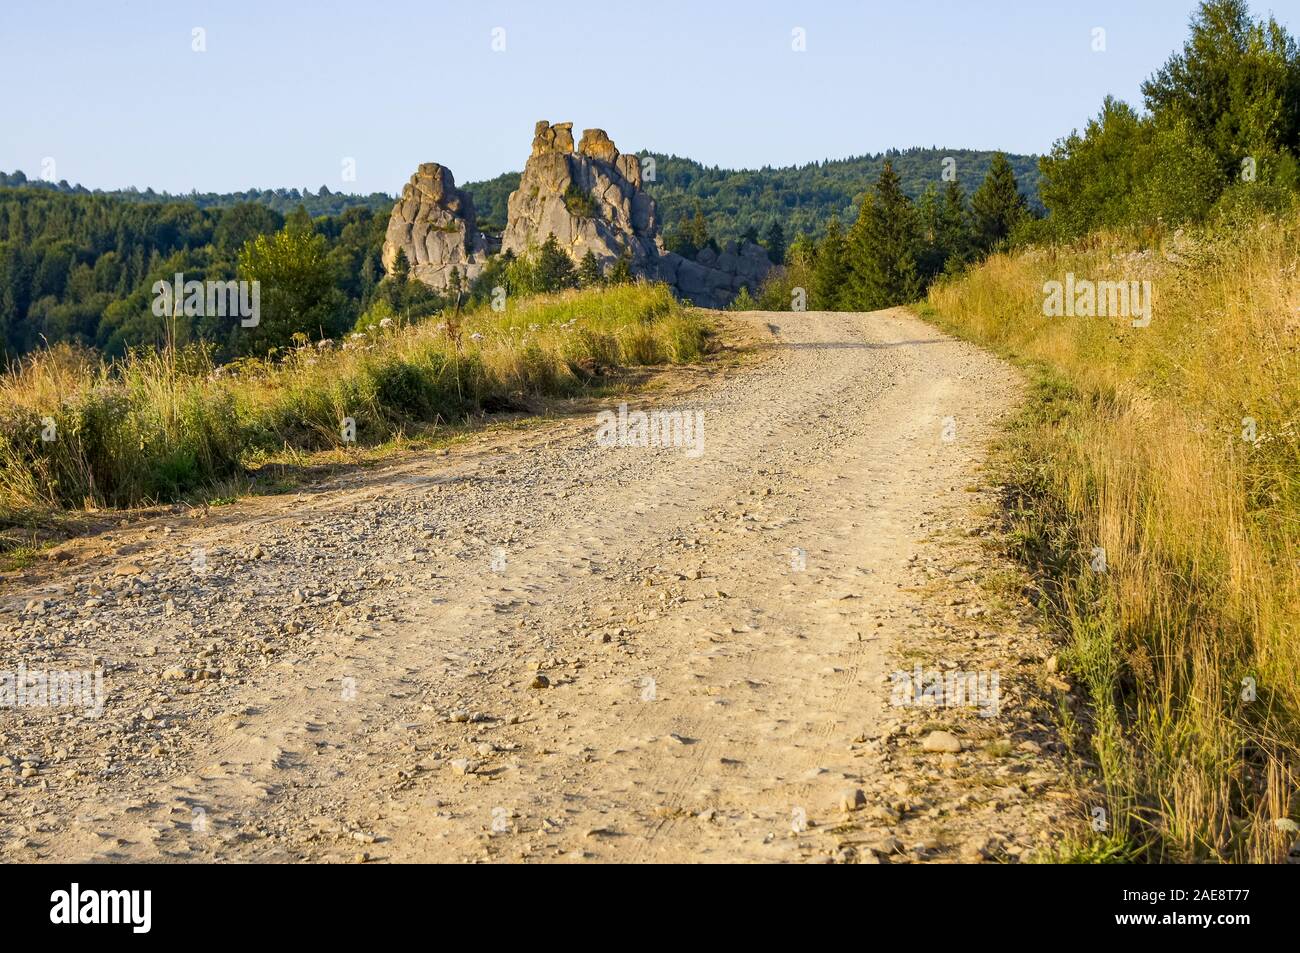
[608,253,633,285]
[937,182,974,272]
[847,161,923,310]
[916,184,945,280]
[391,247,410,283]
[664,221,697,259]
[763,221,786,264]
[687,201,710,253]
[970,152,1027,253]
[577,250,603,286]
[535,235,576,292]
[810,217,848,310]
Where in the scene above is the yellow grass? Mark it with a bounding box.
[922,215,1300,862]
[0,282,707,525]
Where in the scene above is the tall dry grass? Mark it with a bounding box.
[922,214,1300,862]
[0,282,707,523]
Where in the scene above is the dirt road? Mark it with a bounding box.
[0,308,1072,863]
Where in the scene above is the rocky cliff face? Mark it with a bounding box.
[382,163,486,290]
[655,242,773,308]
[384,122,771,307]
[501,121,658,270]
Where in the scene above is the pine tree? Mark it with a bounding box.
[970,152,1027,253]
[810,217,848,311]
[763,221,786,264]
[577,250,603,286]
[391,248,410,283]
[847,161,923,310]
[665,221,697,259]
[285,204,313,236]
[688,201,710,252]
[608,253,633,285]
[937,182,974,272]
[916,184,944,280]
[535,235,576,292]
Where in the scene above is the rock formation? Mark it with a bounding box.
[653,241,773,308]
[501,121,658,270]
[384,122,772,308]
[382,163,487,290]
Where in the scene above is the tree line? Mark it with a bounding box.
[1,1,1292,356]
[754,154,1025,311]
[756,0,1300,313]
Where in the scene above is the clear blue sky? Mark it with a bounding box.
[1,0,1289,194]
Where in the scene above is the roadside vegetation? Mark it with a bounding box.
[0,282,705,530]
[917,0,1300,862]
[922,213,1299,863]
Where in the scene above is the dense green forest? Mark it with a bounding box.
[0,169,392,217]
[0,144,1040,364]
[0,190,397,361]
[459,148,1041,243]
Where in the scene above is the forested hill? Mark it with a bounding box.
[462,147,1043,243]
[0,170,393,218]
[0,144,1039,362]
[1,144,1042,243]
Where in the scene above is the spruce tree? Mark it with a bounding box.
[847,161,923,310]
[810,217,848,311]
[665,222,697,259]
[577,250,603,286]
[916,184,945,281]
[535,235,576,292]
[608,253,634,285]
[688,201,710,253]
[970,152,1027,253]
[937,182,974,272]
[391,248,410,283]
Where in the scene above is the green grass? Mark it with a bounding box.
[0,282,708,527]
